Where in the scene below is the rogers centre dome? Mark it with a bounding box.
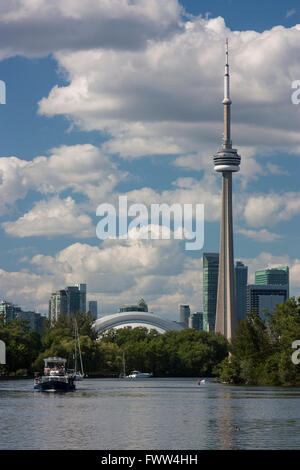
[92,311,184,335]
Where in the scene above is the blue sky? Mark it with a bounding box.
[0,0,299,318]
[180,0,300,31]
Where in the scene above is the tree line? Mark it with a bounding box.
[0,312,227,377]
[1,297,299,384]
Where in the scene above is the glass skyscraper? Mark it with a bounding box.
[179,304,190,328]
[88,300,98,319]
[255,266,289,297]
[119,298,148,313]
[203,253,219,332]
[246,284,289,318]
[76,283,87,314]
[189,312,203,331]
[49,284,86,325]
[66,286,81,316]
[235,261,248,321]
[0,301,21,322]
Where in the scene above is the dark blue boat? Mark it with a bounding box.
[34,357,75,392]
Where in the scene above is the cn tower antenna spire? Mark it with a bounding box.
[223,38,232,149]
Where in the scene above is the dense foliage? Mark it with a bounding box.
[2,297,299,384]
[0,315,42,376]
[216,297,300,386]
[0,312,228,377]
[99,327,228,377]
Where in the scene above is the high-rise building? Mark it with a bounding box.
[49,289,68,325]
[16,311,45,335]
[0,300,45,334]
[49,283,87,325]
[246,284,288,318]
[0,301,21,323]
[119,298,148,313]
[189,312,203,331]
[88,300,98,320]
[213,39,241,340]
[179,305,190,328]
[235,261,248,321]
[203,253,219,332]
[255,267,289,298]
[76,283,87,313]
[66,286,81,315]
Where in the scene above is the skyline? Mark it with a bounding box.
[0,0,299,318]
[0,257,293,324]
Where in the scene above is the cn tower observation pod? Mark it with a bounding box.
[92,311,184,335]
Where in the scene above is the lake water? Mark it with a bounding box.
[0,378,299,450]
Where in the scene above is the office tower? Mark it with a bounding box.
[179,305,190,328]
[189,312,204,331]
[49,289,68,325]
[48,297,54,324]
[203,253,219,332]
[66,286,81,315]
[0,300,45,334]
[255,267,289,298]
[235,261,248,321]
[119,298,148,313]
[88,300,98,320]
[76,283,87,313]
[213,39,241,340]
[16,311,45,335]
[246,284,288,318]
[49,283,86,325]
[0,301,22,323]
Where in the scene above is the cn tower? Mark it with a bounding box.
[214,39,241,340]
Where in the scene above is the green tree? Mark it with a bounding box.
[217,297,300,386]
[0,317,42,375]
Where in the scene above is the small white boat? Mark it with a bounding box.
[197,379,206,386]
[73,317,85,381]
[127,370,152,378]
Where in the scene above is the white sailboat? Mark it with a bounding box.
[119,352,126,378]
[119,353,152,378]
[73,317,84,381]
[127,370,152,378]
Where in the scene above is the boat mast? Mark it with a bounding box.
[78,325,84,375]
[74,316,84,375]
[122,352,126,377]
[74,318,77,374]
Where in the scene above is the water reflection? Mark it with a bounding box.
[213,389,237,449]
[0,378,299,449]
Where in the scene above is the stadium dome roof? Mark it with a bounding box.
[93,311,184,335]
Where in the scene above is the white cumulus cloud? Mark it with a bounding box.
[36,16,300,167]
[2,196,95,238]
[0,0,181,59]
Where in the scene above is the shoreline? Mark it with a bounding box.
[1,375,300,387]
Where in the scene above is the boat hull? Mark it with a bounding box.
[127,374,152,378]
[36,378,75,392]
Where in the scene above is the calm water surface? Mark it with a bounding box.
[0,378,299,450]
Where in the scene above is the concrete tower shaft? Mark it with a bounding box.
[215,172,237,339]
